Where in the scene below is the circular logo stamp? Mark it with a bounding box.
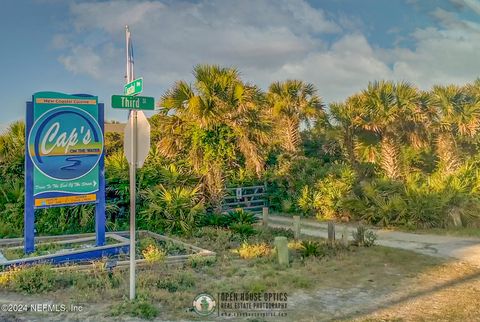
[193,293,216,316]
[28,106,103,181]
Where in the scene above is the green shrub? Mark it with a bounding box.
[298,186,315,216]
[200,213,231,227]
[35,205,95,235]
[142,245,166,264]
[298,240,343,258]
[110,299,159,320]
[202,209,258,229]
[137,237,159,254]
[156,280,179,293]
[295,163,357,219]
[0,179,24,238]
[226,209,258,226]
[193,226,232,240]
[311,164,356,220]
[265,156,328,213]
[352,226,377,247]
[160,240,188,255]
[156,272,195,292]
[11,265,56,294]
[345,171,480,229]
[140,185,205,235]
[300,241,324,258]
[187,254,216,268]
[230,223,256,238]
[73,266,121,290]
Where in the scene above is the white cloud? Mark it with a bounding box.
[450,0,480,15]
[258,34,392,102]
[388,8,480,89]
[59,46,103,79]
[55,0,480,103]
[56,0,338,91]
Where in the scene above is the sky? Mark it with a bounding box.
[1,0,480,132]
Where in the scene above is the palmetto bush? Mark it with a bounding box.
[105,151,130,222]
[0,179,24,237]
[266,155,329,213]
[140,185,204,235]
[297,163,356,220]
[343,169,480,228]
[344,178,405,226]
[226,209,258,226]
[35,205,95,235]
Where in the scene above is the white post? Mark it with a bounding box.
[293,216,301,240]
[262,207,269,227]
[126,25,137,301]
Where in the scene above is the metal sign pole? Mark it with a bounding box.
[129,109,137,300]
[126,25,137,301]
[123,25,151,301]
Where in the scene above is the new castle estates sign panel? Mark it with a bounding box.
[26,92,104,208]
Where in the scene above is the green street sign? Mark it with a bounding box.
[111,95,155,110]
[124,77,143,96]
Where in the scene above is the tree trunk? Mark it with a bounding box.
[344,128,359,173]
[282,118,301,154]
[380,135,401,180]
[203,164,225,213]
[436,132,460,175]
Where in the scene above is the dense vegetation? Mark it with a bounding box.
[1,65,480,238]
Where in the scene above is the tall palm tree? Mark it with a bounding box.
[157,65,272,209]
[360,81,427,180]
[267,80,324,154]
[431,85,480,174]
[330,94,366,171]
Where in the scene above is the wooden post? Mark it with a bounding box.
[341,226,349,247]
[293,216,301,240]
[274,236,289,267]
[327,222,335,244]
[262,207,269,227]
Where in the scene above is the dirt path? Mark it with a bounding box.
[267,215,480,266]
[286,261,480,322]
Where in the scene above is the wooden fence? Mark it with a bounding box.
[221,185,267,214]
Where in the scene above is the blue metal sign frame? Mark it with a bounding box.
[24,92,106,254]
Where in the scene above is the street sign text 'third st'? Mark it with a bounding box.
[111,95,154,110]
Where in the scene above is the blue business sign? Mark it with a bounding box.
[27,92,104,207]
[25,92,106,252]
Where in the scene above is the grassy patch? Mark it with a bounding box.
[0,227,451,321]
[110,298,159,320]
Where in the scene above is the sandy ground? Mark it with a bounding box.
[287,261,480,322]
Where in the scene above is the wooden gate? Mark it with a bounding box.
[222,185,267,214]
